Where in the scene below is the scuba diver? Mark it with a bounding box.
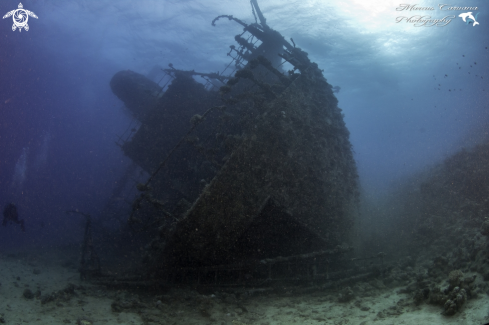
[2,203,25,232]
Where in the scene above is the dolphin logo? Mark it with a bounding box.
[458,12,480,26]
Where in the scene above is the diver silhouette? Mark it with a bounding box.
[2,203,25,232]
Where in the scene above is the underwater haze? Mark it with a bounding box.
[1,1,488,237]
[0,1,486,242]
[0,0,487,241]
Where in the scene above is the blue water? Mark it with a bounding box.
[0,0,488,250]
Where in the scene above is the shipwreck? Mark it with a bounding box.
[109,0,359,285]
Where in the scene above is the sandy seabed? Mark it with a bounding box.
[0,247,488,325]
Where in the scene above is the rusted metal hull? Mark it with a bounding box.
[163,66,357,268]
